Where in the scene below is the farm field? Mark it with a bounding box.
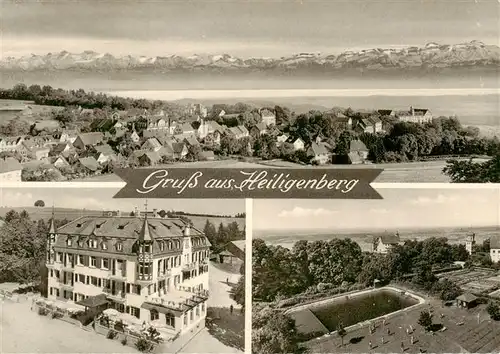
[0,99,63,125]
[73,157,474,183]
[439,268,500,296]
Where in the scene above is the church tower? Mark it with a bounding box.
[466,232,476,255]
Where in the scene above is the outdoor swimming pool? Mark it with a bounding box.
[288,287,422,335]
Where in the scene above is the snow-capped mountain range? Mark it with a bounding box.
[1,41,499,72]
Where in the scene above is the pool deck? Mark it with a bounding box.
[287,286,426,336]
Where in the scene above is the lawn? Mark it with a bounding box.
[206,307,245,352]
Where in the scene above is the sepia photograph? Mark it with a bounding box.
[0,0,498,183]
[252,188,500,353]
[0,188,245,353]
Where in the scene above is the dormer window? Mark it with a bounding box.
[158,241,165,251]
[66,238,72,247]
[116,242,123,251]
[102,242,108,250]
[144,244,151,253]
[167,241,172,250]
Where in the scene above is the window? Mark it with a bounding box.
[79,274,85,283]
[91,276,98,286]
[183,315,187,325]
[66,238,72,247]
[159,242,164,251]
[102,258,109,269]
[102,242,108,250]
[90,257,97,267]
[50,270,54,277]
[166,314,175,327]
[58,253,63,263]
[130,307,140,319]
[150,309,159,321]
[144,244,151,253]
[78,255,84,265]
[116,243,123,251]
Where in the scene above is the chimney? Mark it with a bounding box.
[152,208,158,218]
[183,225,191,237]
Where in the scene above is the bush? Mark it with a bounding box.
[121,338,128,346]
[107,330,117,340]
[114,320,125,332]
[38,307,49,316]
[51,311,63,319]
[487,301,500,320]
[135,338,152,352]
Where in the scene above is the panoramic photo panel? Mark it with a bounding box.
[1,1,499,183]
[0,188,245,354]
[252,188,500,354]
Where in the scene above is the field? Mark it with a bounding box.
[74,157,472,183]
[304,290,500,353]
[0,99,63,125]
[257,226,500,253]
[0,206,245,230]
[439,268,500,297]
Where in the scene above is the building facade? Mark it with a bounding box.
[45,213,211,337]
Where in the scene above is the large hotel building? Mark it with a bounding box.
[45,210,211,337]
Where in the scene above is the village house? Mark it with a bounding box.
[51,142,73,156]
[250,122,268,137]
[355,116,384,134]
[276,133,289,146]
[76,156,101,175]
[141,138,163,153]
[490,237,500,263]
[0,136,24,152]
[324,110,353,130]
[73,132,104,150]
[94,144,117,164]
[225,126,249,140]
[173,122,196,136]
[53,155,71,169]
[373,233,401,254]
[347,139,369,164]
[0,157,22,181]
[259,108,276,126]
[45,213,210,340]
[287,137,305,151]
[59,130,78,144]
[307,142,331,165]
[18,140,50,161]
[137,151,162,166]
[196,120,224,140]
[172,143,189,160]
[203,131,222,147]
[130,130,141,143]
[90,118,116,133]
[396,106,433,124]
[182,134,200,148]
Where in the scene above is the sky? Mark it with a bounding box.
[253,188,500,231]
[1,0,498,58]
[0,188,244,216]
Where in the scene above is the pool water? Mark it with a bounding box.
[309,289,418,331]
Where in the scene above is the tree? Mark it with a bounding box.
[418,311,433,331]
[444,155,500,183]
[487,301,500,321]
[232,275,245,306]
[337,322,347,347]
[34,200,45,207]
[252,307,300,354]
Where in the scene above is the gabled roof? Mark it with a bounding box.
[183,134,200,147]
[253,122,267,132]
[308,142,329,156]
[456,293,477,303]
[94,144,115,156]
[172,143,187,154]
[349,139,368,152]
[227,125,249,136]
[376,233,400,245]
[78,157,100,172]
[142,138,163,151]
[76,132,104,146]
[377,109,394,116]
[0,157,22,173]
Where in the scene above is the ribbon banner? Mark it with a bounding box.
[113,168,383,199]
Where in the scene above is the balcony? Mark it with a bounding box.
[60,282,74,290]
[182,262,198,271]
[103,287,126,302]
[157,269,172,280]
[109,270,127,281]
[62,263,75,272]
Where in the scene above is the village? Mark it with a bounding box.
[0,88,441,182]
